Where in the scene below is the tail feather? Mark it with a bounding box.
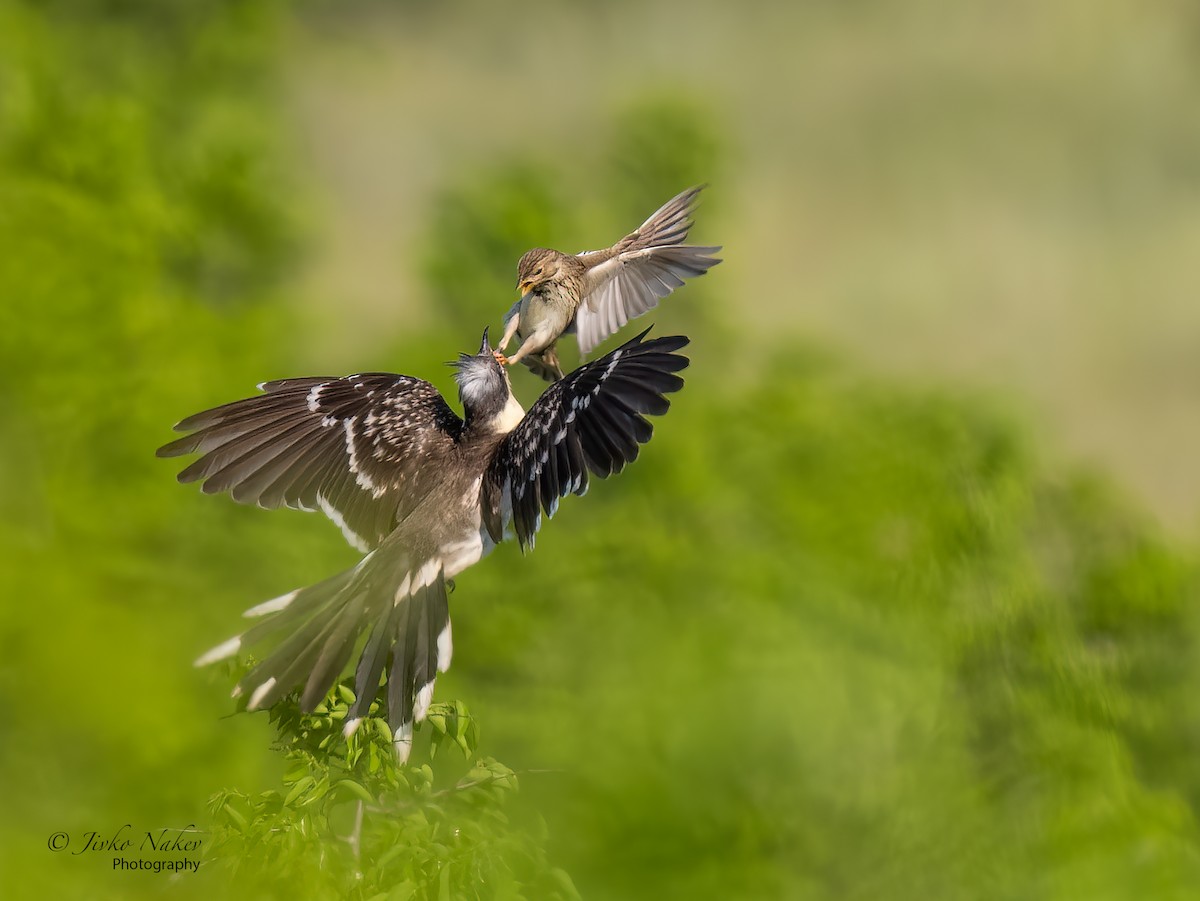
[199,549,451,762]
[346,603,397,730]
[300,593,367,711]
[240,592,367,711]
[240,570,352,638]
[378,569,451,761]
[194,569,355,668]
[521,347,566,383]
[387,592,420,759]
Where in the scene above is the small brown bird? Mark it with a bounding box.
[498,185,721,380]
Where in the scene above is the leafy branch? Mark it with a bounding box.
[206,675,577,900]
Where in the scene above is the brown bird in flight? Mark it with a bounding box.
[497,185,721,380]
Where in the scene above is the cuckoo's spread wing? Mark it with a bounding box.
[574,186,721,355]
[157,374,463,551]
[481,330,689,549]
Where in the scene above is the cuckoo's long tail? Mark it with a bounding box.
[196,550,452,762]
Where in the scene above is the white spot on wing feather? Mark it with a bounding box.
[317,492,371,552]
[345,418,380,494]
[499,477,515,539]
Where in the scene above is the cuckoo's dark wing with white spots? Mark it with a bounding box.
[481,330,689,550]
[157,374,463,552]
[574,186,721,355]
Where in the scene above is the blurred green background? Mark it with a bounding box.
[3,0,1200,897]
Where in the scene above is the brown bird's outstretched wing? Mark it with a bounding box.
[481,329,689,550]
[157,374,464,551]
[573,186,721,355]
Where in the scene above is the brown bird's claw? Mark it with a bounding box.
[492,350,510,366]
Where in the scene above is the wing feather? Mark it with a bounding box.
[158,373,464,550]
[573,186,722,354]
[482,330,689,549]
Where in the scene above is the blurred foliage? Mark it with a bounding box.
[210,681,576,900]
[603,95,724,226]
[4,2,1200,901]
[460,358,1200,900]
[0,2,303,898]
[420,162,574,339]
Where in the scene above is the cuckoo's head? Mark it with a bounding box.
[451,329,520,431]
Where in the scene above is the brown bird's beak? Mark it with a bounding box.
[517,280,532,295]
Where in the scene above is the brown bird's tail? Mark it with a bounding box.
[521,346,566,382]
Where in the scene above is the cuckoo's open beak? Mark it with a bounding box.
[448,327,494,368]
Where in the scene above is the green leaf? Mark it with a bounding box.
[373,717,393,742]
[386,882,419,901]
[221,800,249,831]
[283,775,314,807]
[333,779,375,804]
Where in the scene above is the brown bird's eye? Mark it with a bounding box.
[534,267,543,275]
